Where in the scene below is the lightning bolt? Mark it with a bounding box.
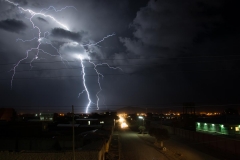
[78,90,85,98]
[4,0,121,113]
[80,58,92,113]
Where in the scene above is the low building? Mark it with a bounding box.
[75,118,103,128]
[39,113,56,121]
[196,122,240,135]
[196,115,240,136]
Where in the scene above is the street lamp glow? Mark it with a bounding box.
[119,117,124,123]
[121,122,128,128]
[138,116,144,126]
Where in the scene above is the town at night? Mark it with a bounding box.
[0,0,240,159]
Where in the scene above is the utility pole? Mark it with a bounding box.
[72,105,75,160]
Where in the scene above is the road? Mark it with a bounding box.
[117,128,219,160]
[118,129,171,160]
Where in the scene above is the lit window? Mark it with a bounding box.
[235,127,239,131]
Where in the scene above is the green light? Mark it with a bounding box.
[221,125,224,127]
[212,124,215,126]
[204,123,207,125]
[197,122,200,125]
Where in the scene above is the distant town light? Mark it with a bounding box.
[35,114,38,117]
[212,124,215,126]
[138,116,144,119]
[204,123,207,125]
[197,123,200,125]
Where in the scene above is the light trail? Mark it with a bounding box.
[4,0,121,113]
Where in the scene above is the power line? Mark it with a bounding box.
[0,58,240,75]
[5,104,239,113]
[5,103,238,109]
[2,58,240,69]
[1,68,240,81]
[1,54,240,66]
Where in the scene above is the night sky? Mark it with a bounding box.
[0,0,239,113]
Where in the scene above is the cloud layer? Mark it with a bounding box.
[0,19,27,33]
[120,0,225,58]
[51,28,86,42]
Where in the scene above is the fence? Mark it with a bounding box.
[161,125,240,159]
[162,125,240,158]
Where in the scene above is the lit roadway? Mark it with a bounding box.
[118,129,170,160]
[117,128,219,160]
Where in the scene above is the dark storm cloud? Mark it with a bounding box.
[114,0,234,73]
[37,17,48,23]
[51,28,86,42]
[0,19,27,33]
[120,0,225,56]
[119,0,240,106]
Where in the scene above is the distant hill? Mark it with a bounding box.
[116,106,146,114]
[116,106,168,114]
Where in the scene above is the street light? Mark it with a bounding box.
[138,116,144,126]
[138,116,145,135]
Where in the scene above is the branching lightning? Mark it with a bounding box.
[78,90,85,98]
[4,0,121,113]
